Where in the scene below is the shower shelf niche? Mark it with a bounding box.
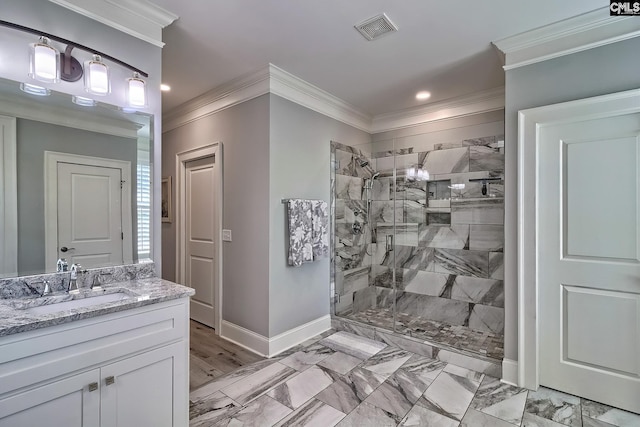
[426,179,451,225]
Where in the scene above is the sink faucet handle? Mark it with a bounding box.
[91,272,112,290]
[33,280,53,297]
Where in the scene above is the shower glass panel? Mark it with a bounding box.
[332,128,506,363]
[331,138,398,330]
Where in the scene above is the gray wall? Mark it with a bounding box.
[504,36,640,361]
[269,94,370,336]
[162,95,271,336]
[0,0,163,273]
[16,119,137,275]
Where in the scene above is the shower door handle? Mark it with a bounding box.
[386,235,394,252]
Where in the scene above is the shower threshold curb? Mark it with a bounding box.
[331,315,503,378]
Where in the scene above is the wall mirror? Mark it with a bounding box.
[0,75,153,278]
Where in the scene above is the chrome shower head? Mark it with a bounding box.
[358,158,369,168]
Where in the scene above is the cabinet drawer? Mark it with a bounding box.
[0,298,188,396]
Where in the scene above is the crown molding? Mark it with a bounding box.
[268,65,372,132]
[371,87,505,133]
[47,0,178,47]
[163,67,272,133]
[163,65,505,135]
[493,7,640,70]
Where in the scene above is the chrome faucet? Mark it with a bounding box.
[68,263,82,293]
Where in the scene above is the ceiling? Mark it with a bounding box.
[154,0,607,117]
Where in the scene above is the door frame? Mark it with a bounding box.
[175,142,223,333]
[44,151,133,269]
[517,88,640,390]
[0,115,17,276]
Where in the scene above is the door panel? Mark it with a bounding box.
[0,369,100,427]
[185,156,216,327]
[538,112,640,413]
[101,344,176,427]
[58,163,123,268]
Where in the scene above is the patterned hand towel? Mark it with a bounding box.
[287,199,314,266]
[311,200,329,260]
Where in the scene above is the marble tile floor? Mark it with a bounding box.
[189,330,639,426]
[343,308,504,359]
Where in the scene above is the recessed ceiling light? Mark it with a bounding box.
[160,84,171,91]
[416,91,431,100]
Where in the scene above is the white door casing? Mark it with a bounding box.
[176,143,222,332]
[45,152,133,270]
[518,88,640,413]
[0,115,16,277]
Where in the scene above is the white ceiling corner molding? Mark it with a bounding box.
[268,65,372,132]
[163,67,272,133]
[47,0,178,47]
[493,6,640,70]
[163,64,505,134]
[371,87,505,133]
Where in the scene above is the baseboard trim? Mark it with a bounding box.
[220,315,332,358]
[501,358,519,386]
[220,320,270,357]
[268,315,332,357]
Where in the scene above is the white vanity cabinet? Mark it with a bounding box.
[0,297,189,427]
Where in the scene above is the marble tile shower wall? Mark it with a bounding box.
[331,136,505,336]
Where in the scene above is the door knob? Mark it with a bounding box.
[60,246,75,252]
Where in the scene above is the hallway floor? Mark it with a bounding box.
[189,330,639,427]
[190,320,266,390]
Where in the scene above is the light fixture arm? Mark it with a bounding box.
[0,20,148,78]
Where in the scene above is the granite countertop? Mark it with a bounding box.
[0,277,194,337]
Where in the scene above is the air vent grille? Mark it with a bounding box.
[355,13,398,41]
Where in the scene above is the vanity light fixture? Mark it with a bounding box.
[0,20,149,106]
[416,91,431,101]
[84,55,110,95]
[406,164,429,181]
[126,72,147,108]
[29,36,59,83]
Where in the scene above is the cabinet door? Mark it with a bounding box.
[101,343,184,427]
[0,369,100,427]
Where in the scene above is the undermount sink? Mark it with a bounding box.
[10,290,139,316]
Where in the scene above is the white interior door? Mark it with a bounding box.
[185,156,217,327]
[57,162,124,268]
[538,111,640,413]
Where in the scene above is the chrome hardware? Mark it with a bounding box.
[41,280,52,296]
[386,234,394,252]
[91,272,112,290]
[56,258,68,272]
[105,376,115,386]
[33,280,53,297]
[88,382,98,392]
[68,263,83,293]
[60,246,75,253]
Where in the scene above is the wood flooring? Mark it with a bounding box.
[189,320,265,390]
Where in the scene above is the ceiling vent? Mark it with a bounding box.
[355,13,398,41]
